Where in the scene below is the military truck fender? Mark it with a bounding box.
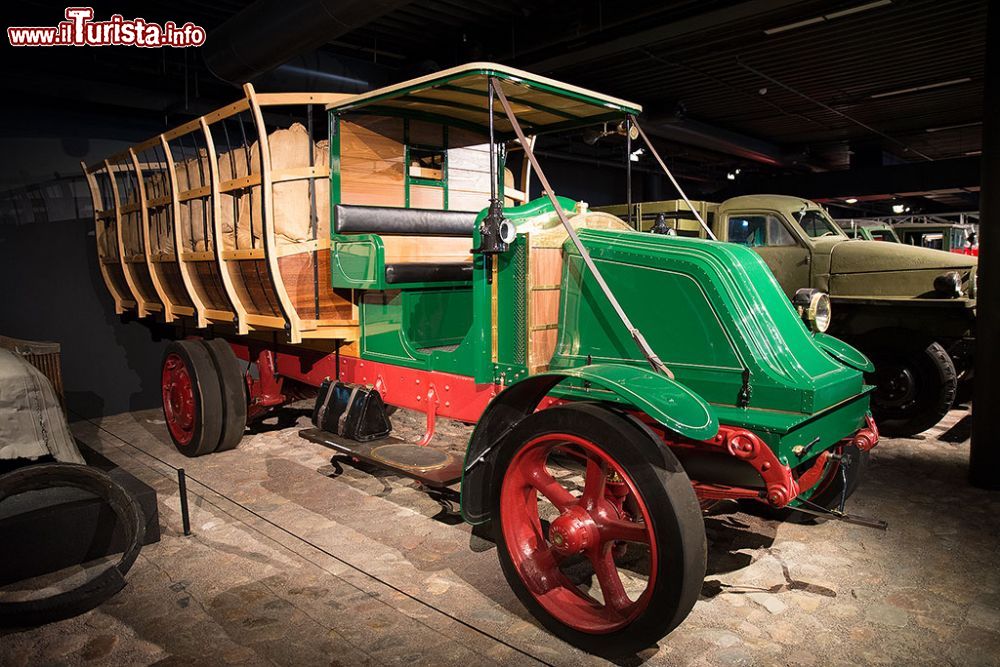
[459,364,717,524]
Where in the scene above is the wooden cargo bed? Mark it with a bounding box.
[83,87,359,343]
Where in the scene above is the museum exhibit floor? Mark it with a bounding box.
[1,404,996,666]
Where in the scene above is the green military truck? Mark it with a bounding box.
[599,196,977,437]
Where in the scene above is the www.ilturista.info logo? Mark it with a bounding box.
[8,7,206,47]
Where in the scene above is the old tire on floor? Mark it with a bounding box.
[490,403,706,655]
[867,340,956,437]
[161,340,223,457]
[200,338,248,452]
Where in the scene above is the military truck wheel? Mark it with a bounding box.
[867,340,956,437]
[776,443,869,524]
[161,341,224,457]
[200,339,248,452]
[491,403,706,655]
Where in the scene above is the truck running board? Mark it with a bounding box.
[298,428,462,488]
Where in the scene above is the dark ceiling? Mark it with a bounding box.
[0,0,988,213]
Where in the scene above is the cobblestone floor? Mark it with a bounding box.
[1,403,998,666]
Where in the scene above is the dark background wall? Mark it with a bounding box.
[0,216,169,418]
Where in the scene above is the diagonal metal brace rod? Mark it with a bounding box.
[631,116,718,241]
[490,79,673,379]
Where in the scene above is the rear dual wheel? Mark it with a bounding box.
[491,404,706,654]
[161,340,247,457]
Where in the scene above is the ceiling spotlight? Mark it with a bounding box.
[629,148,645,162]
[892,204,905,214]
[845,198,858,204]
[727,172,737,180]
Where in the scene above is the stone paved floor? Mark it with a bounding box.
[1,403,998,666]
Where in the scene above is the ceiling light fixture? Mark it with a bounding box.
[870,77,971,99]
[845,198,858,204]
[892,204,905,214]
[764,0,891,35]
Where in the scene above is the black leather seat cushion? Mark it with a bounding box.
[384,263,473,284]
[336,204,476,237]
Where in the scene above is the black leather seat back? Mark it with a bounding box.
[335,205,476,237]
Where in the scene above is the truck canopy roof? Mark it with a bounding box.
[720,194,822,211]
[326,62,643,137]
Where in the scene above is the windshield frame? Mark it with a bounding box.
[791,208,848,240]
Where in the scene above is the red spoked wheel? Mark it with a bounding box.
[491,403,706,654]
[160,341,223,457]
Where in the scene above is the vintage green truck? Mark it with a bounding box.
[600,196,977,437]
[84,64,881,652]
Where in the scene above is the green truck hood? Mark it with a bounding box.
[549,230,869,416]
[829,239,977,275]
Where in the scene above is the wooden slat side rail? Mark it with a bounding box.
[104,158,148,317]
[255,92,353,107]
[218,166,329,194]
[160,134,208,328]
[202,98,252,126]
[80,161,126,314]
[177,185,212,202]
[245,82,297,342]
[200,116,248,335]
[129,147,174,321]
[222,248,265,260]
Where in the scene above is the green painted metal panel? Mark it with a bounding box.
[542,364,719,441]
[548,229,867,415]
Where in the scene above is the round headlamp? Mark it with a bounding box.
[793,288,832,333]
[933,271,962,298]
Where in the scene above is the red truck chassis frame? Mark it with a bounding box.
[229,339,878,509]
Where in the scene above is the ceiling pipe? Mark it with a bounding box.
[204,0,411,85]
[641,114,818,170]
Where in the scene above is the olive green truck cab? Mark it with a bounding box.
[599,195,977,436]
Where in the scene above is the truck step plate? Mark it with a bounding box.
[298,428,462,488]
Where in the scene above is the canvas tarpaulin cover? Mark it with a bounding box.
[0,349,84,464]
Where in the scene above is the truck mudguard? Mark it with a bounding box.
[459,364,718,524]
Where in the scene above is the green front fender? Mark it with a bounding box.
[459,364,717,525]
[545,364,718,441]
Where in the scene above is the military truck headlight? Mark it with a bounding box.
[933,271,962,298]
[793,288,832,333]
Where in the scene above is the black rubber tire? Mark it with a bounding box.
[0,463,144,626]
[490,403,706,655]
[866,340,957,437]
[161,340,224,457]
[200,339,248,452]
[775,443,870,524]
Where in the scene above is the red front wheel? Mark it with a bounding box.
[490,403,706,655]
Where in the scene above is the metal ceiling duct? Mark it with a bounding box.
[204,0,411,85]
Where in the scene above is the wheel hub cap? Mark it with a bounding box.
[162,353,196,446]
[548,506,597,556]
